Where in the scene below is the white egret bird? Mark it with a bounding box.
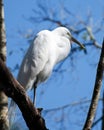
[9,27,85,125]
[10,27,85,107]
[17,27,85,103]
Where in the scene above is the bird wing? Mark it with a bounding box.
[17,33,49,90]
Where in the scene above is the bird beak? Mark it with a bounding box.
[71,36,85,50]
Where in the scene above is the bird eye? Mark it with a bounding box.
[67,32,70,35]
[67,32,71,37]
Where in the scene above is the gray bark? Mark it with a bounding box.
[0,0,9,130]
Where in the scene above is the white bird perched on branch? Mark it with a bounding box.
[9,27,85,125]
[17,27,85,103]
[10,27,85,110]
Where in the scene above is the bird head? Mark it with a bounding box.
[67,31,85,50]
[53,27,85,50]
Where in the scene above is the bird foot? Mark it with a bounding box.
[37,108,43,115]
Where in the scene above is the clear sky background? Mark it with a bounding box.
[4,0,104,130]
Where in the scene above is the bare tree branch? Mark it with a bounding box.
[0,58,48,130]
[44,98,102,113]
[92,116,103,128]
[92,91,104,128]
[0,0,9,130]
[31,3,103,50]
[0,0,6,61]
[85,26,102,49]
[102,91,104,130]
[83,39,104,130]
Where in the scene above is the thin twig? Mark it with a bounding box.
[92,116,103,128]
[44,98,102,112]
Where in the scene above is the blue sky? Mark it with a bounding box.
[4,0,104,130]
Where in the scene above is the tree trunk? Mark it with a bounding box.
[0,0,9,130]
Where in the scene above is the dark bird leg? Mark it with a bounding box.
[33,79,38,105]
[33,78,43,114]
[33,84,37,105]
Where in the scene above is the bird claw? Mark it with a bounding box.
[37,108,43,115]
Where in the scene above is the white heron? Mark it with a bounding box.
[9,27,85,125]
[17,27,85,103]
[10,27,85,110]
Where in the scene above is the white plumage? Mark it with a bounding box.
[10,27,85,112]
[9,27,85,125]
[17,27,85,93]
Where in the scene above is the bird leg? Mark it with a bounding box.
[33,84,37,105]
[33,79,38,105]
